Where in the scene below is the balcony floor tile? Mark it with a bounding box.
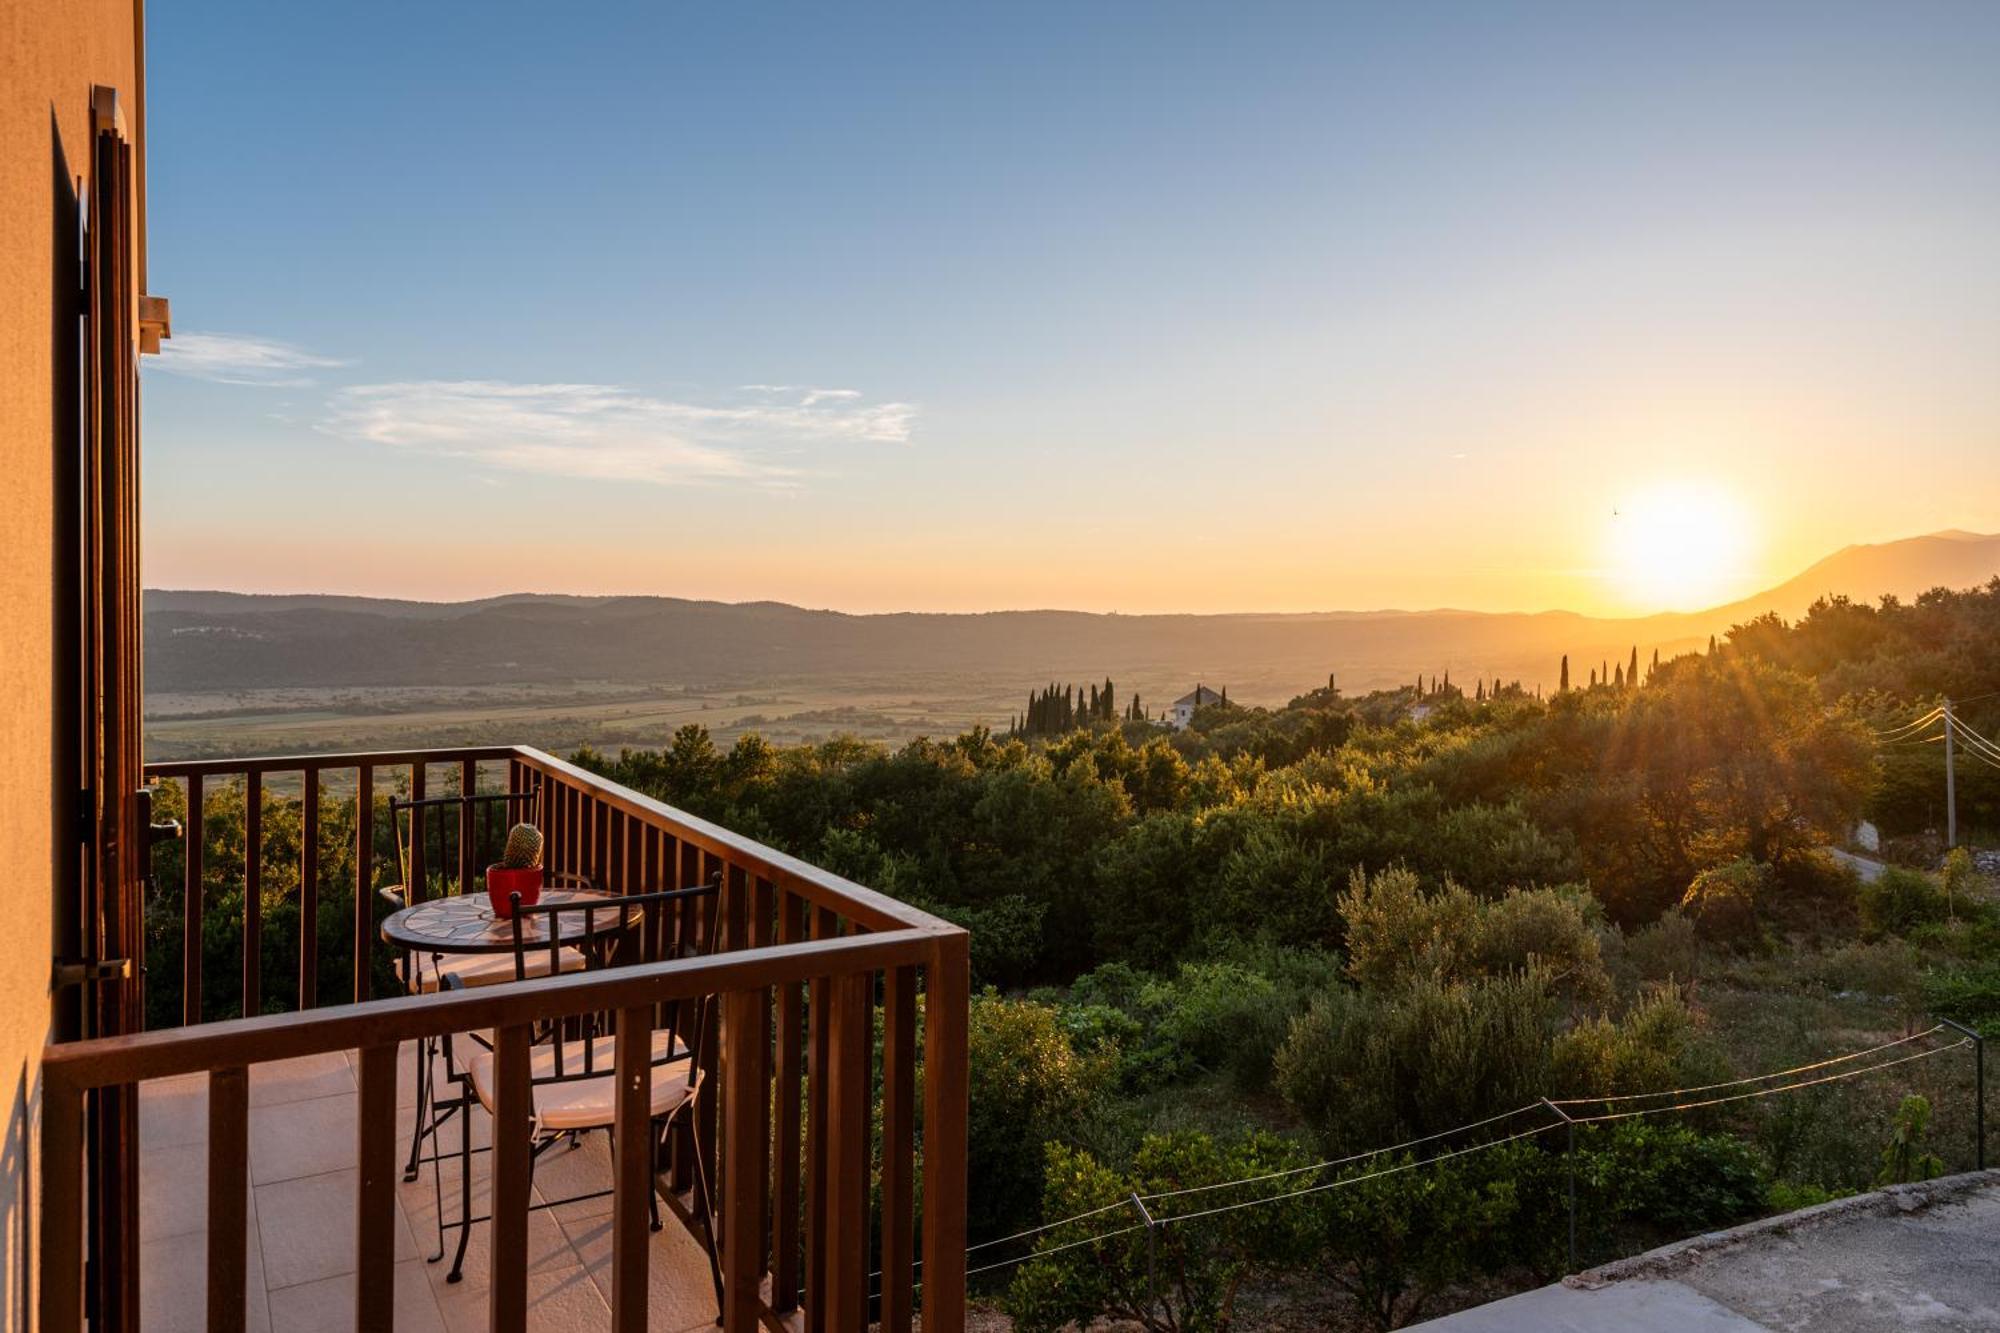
[139,1042,726,1331]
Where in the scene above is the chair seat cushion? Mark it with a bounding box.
[399,947,586,993]
[467,1030,700,1132]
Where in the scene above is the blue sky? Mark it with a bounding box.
[143,1,2000,613]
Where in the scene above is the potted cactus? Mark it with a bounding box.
[485,822,545,918]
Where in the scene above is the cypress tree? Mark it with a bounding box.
[1628,645,1639,688]
[1614,664,1624,689]
[1559,655,1570,692]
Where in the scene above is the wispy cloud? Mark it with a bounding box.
[321,380,916,487]
[156,332,348,386]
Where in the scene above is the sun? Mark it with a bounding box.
[1609,482,1754,611]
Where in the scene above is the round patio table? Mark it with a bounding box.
[380,887,637,957]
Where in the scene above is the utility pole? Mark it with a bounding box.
[1945,698,1957,849]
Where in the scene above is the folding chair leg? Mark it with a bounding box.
[690,1125,724,1322]
[448,1087,474,1283]
[403,1035,429,1182]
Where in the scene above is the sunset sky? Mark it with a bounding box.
[143,1,2000,616]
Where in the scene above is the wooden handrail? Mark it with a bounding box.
[144,745,517,778]
[42,927,937,1090]
[510,746,948,932]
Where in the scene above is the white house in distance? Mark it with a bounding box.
[1169,684,1226,730]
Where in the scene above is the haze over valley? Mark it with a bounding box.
[146,529,2000,759]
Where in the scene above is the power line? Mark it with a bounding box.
[1871,706,1946,740]
[1564,1039,1968,1125]
[1153,1121,1563,1227]
[1135,1102,1547,1203]
[1547,1026,1943,1106]
[1949,715,2000,763]
[885,1026,1977,1294]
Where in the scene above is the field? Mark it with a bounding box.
[142,666,1265,760]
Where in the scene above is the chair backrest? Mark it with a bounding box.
[387,789,538,903]
[507,879,723,1087]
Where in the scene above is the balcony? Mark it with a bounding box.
[40,746,970,1333]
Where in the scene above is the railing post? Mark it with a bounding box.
[824,971,872,1330]
[612,1005,656,1332]
[879,965,918,1333]
[355,1045,398,1330]
[459,756,477,896]
[299,770,320,1009]
[1541,1098,1578,1272]
[1128,1192,1159,1326]
[354,765,374,1004]
[722,987,771,1331]
[244,771,262,1019]
[184,772,204,1025]
[37,1067,84,1332]
[1939,1016,1985,1170]
[921,930,970,1333]
[490,1023,533,1333]
[207,1066,249,1332]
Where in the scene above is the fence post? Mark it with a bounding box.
[1541,1099,1577,1272]
[1127,1192,1158,1324]
[1937,1016,1985,1171]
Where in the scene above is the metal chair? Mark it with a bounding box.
[383,789,594,1183]
[434,879,725,1316]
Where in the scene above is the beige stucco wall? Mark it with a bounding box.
[0,0,143,1323]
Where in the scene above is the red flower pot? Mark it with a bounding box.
[486,864,544,919]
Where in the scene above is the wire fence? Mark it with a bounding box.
[872,1019,1984,1298]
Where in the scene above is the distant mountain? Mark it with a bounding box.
[144,530,2000,700]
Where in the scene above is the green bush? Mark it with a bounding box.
[1339,867,1610,1004]
[1320,1138,1560,1331]
[1923,961,2000,1035]
[1275,972,1557,1154]
[1859,866,1947,939]
[1679,857,1770,944]
[1578,1122,1770,1247]
[967,994,1119,1247]
[1007,1131,1320,1333]
[1551,986,1728,1102]
[1056,948,1343,1094]
[1622,909,1699,983]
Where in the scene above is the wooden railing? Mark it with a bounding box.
[42,746,969,1333]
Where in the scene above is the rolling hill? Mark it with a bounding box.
[146,530,2000,704]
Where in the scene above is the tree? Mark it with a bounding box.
[1628,645,1639,689]
[1559,655,1570,692]
[1008,1132,1320,1333]
[967,994,1118,1245]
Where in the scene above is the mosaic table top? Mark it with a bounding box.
[380,888,635,954]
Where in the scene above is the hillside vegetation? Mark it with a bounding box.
[144,578,2000,1329]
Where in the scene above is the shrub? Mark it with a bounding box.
[1579,1122,1770,1245]
[1923,961,2000,1035]
[1623,909,1699,983]
[1875,1095,1945,1185]
[967,994,1119,1246]
[1339,867,1610,1004]
[1551,986,1727,1101]
[1320,1139,1557,1331]
[1059,948,1344,1094]
[1679,858,1769,944]
[1275,973,1557,1154]
[1007,1131,1320,1333]
[1859,866,1947,939]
